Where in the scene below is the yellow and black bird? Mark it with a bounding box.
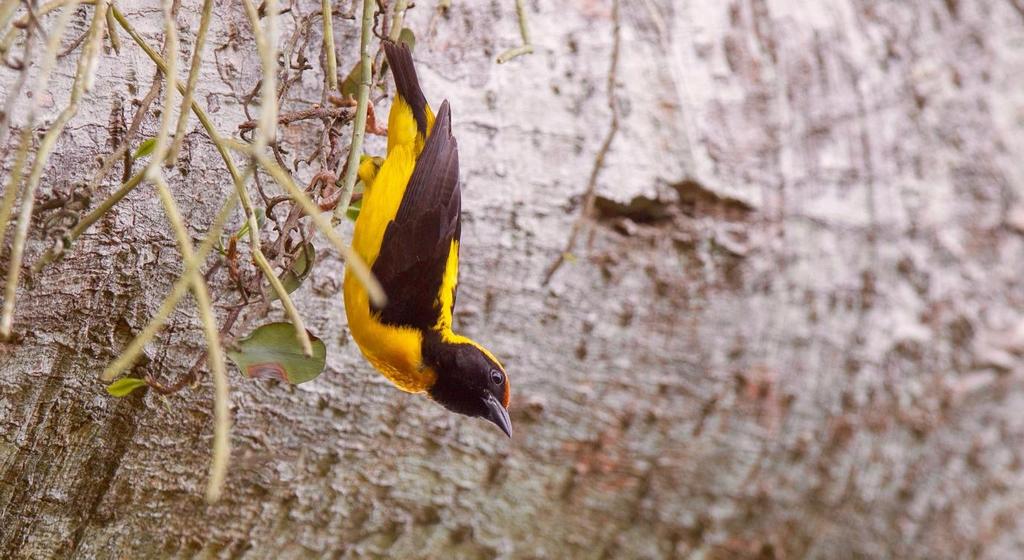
[343,41,512,437]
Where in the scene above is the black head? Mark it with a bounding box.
[424,336,511,437]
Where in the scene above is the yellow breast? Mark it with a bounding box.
[343,141,436,393]
[343,273,435,393]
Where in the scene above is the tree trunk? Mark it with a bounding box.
[2,0,1024,558]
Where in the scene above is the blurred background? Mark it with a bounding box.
[2,0,1024,558]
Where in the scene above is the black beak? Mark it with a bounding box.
[483,394,512,438]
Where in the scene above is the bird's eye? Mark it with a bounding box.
[489,369,504,386]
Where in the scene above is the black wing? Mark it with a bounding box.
[371,100,461,330]
[383,40,429,136]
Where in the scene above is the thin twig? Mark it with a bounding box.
[112,6,319,356]
[103,6,382,402]
[388,0,408,41]
[241,0,314,356]
[61,171,145,251]
[241,0,278,150]
[120,75,162,180]
[31,72,160,274]
[0,2,77,255]
[146,303,244,395]
[1,0,107,338]
[58,27,89,57]
[0,11,37,148]
[225,139,385,304]
[541,0,620,285]
[0,129,33,258]
[331,0,374,224]
[100,190,241,383]
[152,174,230,503]
[237,106,353,131]
[167,0,213,165]
[113,0,381,306]
[135,0,229,501]
[100,9,250,372]
[496,0,533,64]
[322,0,338,90]
[0,0,97,58]
[104,6,120,53]
[100,190,241,502]
[110,6,240,181]
[147,0,178,175]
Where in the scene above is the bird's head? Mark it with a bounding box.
[425,339,512,437]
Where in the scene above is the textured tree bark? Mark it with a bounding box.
[3,0,1024,558]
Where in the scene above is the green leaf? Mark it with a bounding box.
[227,322,327,384]
[339,62,360,98]
[106,377,149,397]
[270,243,316,301]
[340,30,414,97]
[132,137,156,159]
[398,28,416,51]
[345,197,362,222]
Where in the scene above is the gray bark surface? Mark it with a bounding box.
[2,0,1024,558]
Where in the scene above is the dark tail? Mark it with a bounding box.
[383,40,429,135]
